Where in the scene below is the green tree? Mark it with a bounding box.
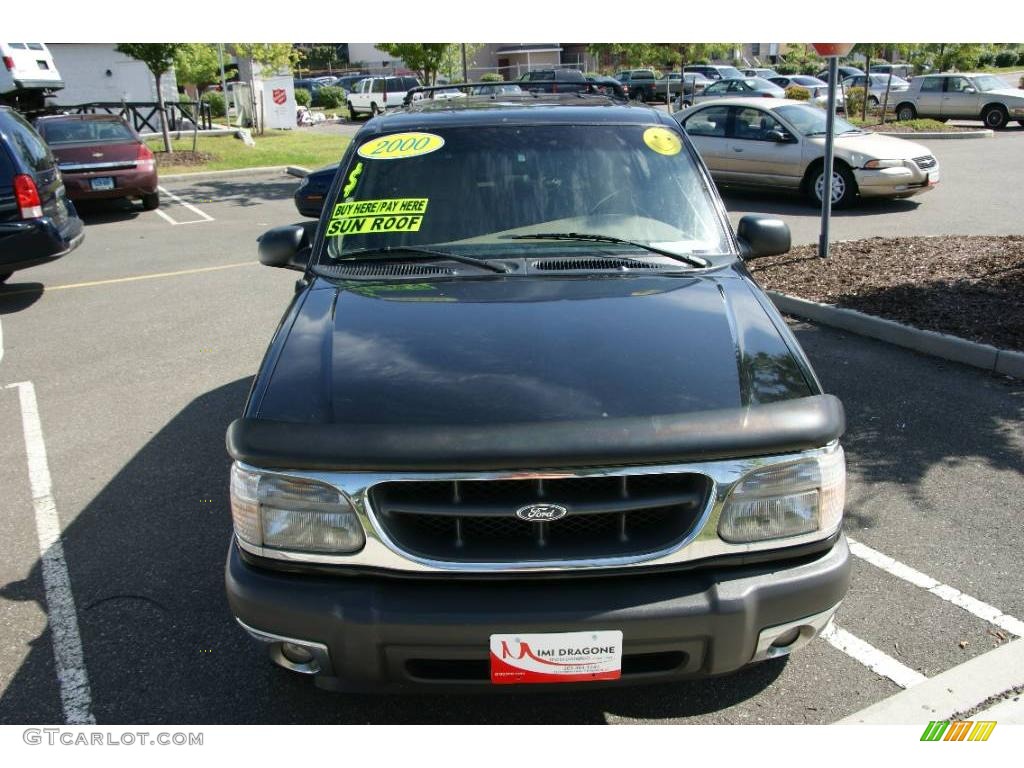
[438,43,482,82]
[115,43,183,153]
[921,43,985,72]
[299,44,344,74]
[230,43,300,73]
[174,43,221,95]
[377,43,449,84]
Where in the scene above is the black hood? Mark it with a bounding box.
[253,273,815,427]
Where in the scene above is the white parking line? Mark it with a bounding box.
[823,623,927,689]
[847,537,1024,637]
[157,185,214,225]
[6,381,95,724]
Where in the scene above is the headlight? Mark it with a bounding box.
[230,464,365,554]
[718,448,845,543]
[863,159,905,169]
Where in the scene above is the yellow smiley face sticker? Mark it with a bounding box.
[643,126,682,156]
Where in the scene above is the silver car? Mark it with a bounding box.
[676,97,940,207]
[693,77,786,104]
[893,73,1024,129]
[840,74,910,107]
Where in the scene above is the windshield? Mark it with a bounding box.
[973,75,1008,92]
[775,105,860,136]
[717,66,743,79]
[40,119,136,145]
[320,124,730,263]
[793,76,825,86]
[869,74,908,87]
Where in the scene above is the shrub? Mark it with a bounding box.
[774,63,798,75]
[201,91,226,118]
[977,50,995,67]
[294,88,312,107]
[1018,50,1024,66]
[316,86,345,108]
[480,72,503,82]
[844,86,867,116]
[994,49,1019,68]
[785,86,811,101]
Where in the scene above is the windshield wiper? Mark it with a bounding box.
[506,233,710,268]
[327,246,509,274]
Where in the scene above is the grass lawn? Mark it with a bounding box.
[147,130,349,175]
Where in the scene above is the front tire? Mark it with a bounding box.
[370,102,380,117]
[868,95,879,108]
[810,163,857,208]
[141,192,160,211]
[982,105,1008,130]
[346,101,355,119]
[896,103,916,122]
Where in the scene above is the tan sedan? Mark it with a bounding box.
[675,97,940,207]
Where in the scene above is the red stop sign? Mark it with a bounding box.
[811,43,855,57]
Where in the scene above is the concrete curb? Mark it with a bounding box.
[837,639,1024,723]
[768,291,1024,378]
[872,129,993,139]
[141,128,239,140]
[159,166,295,182]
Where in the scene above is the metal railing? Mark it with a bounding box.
[45,101,214,132]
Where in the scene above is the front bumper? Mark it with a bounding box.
[226,534,850,692]
[855,162,939,198]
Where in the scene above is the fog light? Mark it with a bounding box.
[771,628,802,648]
[281,642,314,664]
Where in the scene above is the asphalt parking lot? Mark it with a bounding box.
[0,155,1021,723]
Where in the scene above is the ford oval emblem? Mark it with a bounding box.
[515,503,568,522]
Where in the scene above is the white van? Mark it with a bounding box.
[0,42,64,110]
[347,76,420,117]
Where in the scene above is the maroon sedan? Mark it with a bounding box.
[35,114,159,210]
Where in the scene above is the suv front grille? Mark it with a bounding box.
[369,473,713,563]
[913,155,937,170]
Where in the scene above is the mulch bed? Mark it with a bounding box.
[153,150,214,168]
[859,123,972,133]
[748,236,1024,352]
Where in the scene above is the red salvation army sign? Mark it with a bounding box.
[272,88,287,106]
[811,43,855,57]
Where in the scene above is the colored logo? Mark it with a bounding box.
[515,504,568,522]
[357,132,445,160]
[920,721,996,742]
[272,88,286,106]
[643,126,682,156]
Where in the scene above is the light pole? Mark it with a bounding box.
[811,44,855,258]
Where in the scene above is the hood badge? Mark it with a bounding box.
[92,152,104,158]
[515,503,568,522]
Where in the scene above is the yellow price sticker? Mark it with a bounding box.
[643,127,682,156]
[357,132,445,160]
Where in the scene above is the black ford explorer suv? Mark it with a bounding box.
[226,93,850,692]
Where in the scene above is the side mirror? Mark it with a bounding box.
[737,215,791,260]
[258,221,316,271]
[964,86,976,94]
[766,129,793,143]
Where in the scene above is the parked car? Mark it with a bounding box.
[347,76,421,117]
[34,114,159,210]
[840,74,911,107]
[769,75,830,107]
[333,74,370,94]
[586,75,627,99]
[869,63,915,80]
[676,97,940,207]
[614,69,657,100]
[469,83,524,97]
[742,67,781,80]
[684,64,745,82]
[815,65,865,84]
[892,72,1024,129]
[518,69,589,94]
[293,164,337,217]
[654,73,710,103]
[0,105,83,283]
[693,77,786,104]
[0,42,63,111]
[229,93,850,692]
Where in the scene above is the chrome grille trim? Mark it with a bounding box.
[234,442,843,573]
[58,160,139,172]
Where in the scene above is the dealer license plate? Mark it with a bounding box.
[90,177,115,191]
[490,630,623,684]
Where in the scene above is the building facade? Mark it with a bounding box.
[46,44,178,105]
